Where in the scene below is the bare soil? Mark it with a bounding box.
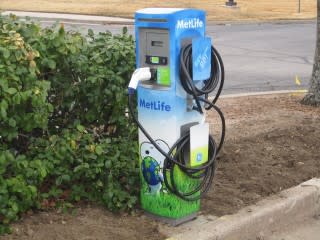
[0,0,316,21]
[204,93,320,216]
[1,93,320,240]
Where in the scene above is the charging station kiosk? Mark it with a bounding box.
[128,8,225,225]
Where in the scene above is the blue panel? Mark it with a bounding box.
[192,37,212,81]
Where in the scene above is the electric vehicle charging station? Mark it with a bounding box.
[128,8,225,225]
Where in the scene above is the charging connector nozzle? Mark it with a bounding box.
[128,67,152,94]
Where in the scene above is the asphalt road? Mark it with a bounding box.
[42,20,316,94]
[208,22,316,94]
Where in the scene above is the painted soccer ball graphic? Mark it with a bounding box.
[141,156,161,186]
[140,139,170,194]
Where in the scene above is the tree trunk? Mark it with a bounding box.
[301,0,320,106]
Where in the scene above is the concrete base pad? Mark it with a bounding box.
[144,211,198,227]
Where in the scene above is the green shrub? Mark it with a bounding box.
[0,15,138,234]
[27,126,139,209]
[0,150,46,234]
[0,22,52,141]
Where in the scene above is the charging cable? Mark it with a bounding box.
[180,44,225,114]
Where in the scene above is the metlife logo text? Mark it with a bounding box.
[176,18,204,29]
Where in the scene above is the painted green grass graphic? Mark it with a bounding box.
[140,166,200,219]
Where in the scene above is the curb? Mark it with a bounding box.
[161,178,320,240]
[219,89,307,99]
[1,11,134,25]
[208,19,315,26]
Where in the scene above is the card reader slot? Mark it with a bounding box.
[151,41,163,47]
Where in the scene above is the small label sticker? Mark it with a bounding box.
[196,153,203,162]
[157,67,170,86]
[190,123,209,167]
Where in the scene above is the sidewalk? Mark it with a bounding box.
[267,217,320,240]
[0,11,134,24]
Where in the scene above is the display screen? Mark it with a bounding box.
[151,56,160,64]
[146,56,167,65]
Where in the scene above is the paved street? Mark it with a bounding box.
[41,20,316,94]
[207,22,316,94]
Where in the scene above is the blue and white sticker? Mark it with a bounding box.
[192,37,212,81]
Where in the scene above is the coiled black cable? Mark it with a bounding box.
[180,44,225,113]
[128,44,225,201]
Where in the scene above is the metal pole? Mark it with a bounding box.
[298,0,301,13]
[226,0,237,7]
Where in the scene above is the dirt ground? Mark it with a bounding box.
[204,93,320,216]
[0,0,316,21]
[1,93,320,240]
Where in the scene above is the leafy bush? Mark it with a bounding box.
[0,15,138,234]
[0,150,45,234]
[0,23,52,141]
[28,126,138,208]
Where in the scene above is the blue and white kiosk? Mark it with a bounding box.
[128,8,225,225]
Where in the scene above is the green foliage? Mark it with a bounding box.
[27,127,139,209]
[0,150,42,234]
[0,22,52,141]
[0,15,138,234]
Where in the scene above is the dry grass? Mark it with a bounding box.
[0,0,316,21]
